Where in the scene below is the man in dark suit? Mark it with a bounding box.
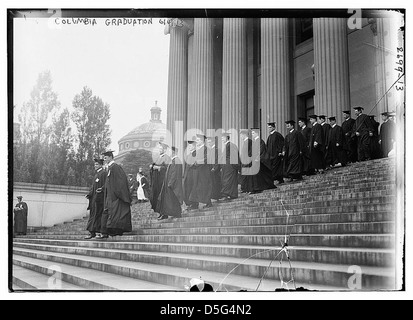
[342,110,357,163]
[298,117,312,175]
[351,106,374,162]
[318,115,331,168]
[265,122,284,185]
[283,120,305,181]
[379,111,396,158]
[325,117,347,168]
[308,115,325,174]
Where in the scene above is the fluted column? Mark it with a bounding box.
[222,18,248,140]
[166,19,188,149]
[313,18,350,123]
[260,18,291,137]
[191,18,214,135]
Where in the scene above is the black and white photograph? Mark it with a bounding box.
[4,2,410,302]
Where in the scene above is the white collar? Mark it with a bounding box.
[225,141,230,145]
[289,129,295,133]
[254,136,260,141]
[332,124,337,128]
[171,155,178,161]
[197,144,205,149]
[321,122,326,126]
[243,137,249,142]
[270,130,275,135]
[301,125,306,129]
[97,168,103,173]
[108,160,115,167]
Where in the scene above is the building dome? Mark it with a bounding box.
[117,101,166,157]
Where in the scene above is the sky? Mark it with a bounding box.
[13,14,170,153]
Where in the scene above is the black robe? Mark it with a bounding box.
[369,119,381,159]
[266,130,285,182]
[252,137,275,191]
[299,126,312,174]
[352,114,374,161]
[240,138,254,193]
[309,123,325,170]
[86,168,106,234]
[150,153,171,213]
[183,150,198,207]
[379,120,396,157]
[283,129,305,179]
[103,162,132,236]
[326,124,348,166]
[220,141,240,199]
[14,201,28,235]
[157,156,183,218]
[321,123,331,167]
[209,144,222,200]
[342,118,357,163]
[189,145,213,205]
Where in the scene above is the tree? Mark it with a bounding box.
[121,149,154,178]
[71,86,112,186]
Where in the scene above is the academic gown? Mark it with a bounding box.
[309,123,325,170]
[14,201,28,235]
[150,154,171,213]
[266,131,285,182]
[220,141,240,199]
[209,144,222,200]
[283,129,305,179]
[240,138,254,193]
[299,126,312,174]
[183,150,198,207]
[352,114,374,161]
[103,162,132,236]
[321,123,331,167]
[189,145,213,205]
[379,120,396,158]
[157,156,183,218]
[369,119,381,159]
[326,124,348,166]
[86,168,106,234]
[252,137,275,191]
[342,118,357,163]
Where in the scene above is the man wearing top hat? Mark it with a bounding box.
[342,110,357,163]
[85,157,107,240]
[150,142,171,217]
[325,117,347,168]
[351,106,374,162]
[379,111,396,158]
[266,122,285,185]
[157,146,184,220]
[99,150,132,238]
[217,131,240,200]
[14,195,28,236]
[189,134,213,209]
[283,120,306,181]
[308,115,325,173]
[250,128,276,193]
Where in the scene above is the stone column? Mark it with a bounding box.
[222,18,248,140]
[191,18,214,135]
[313,18,350,123]
[260,18,291,137]
[166,19,188,149]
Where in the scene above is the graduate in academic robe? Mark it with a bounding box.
[325,117,347,168]
[157,147,184,220]
[308,115,325,174]
[206,136,222,201]
[266,122,285,184]
[128,174,137,204]
[85,158,107,239]
[183,139,199,211]
[189,134,213,209]
[342,110,357,163]
[379,112,396,158]
[150,142,171,216]
[369,115,381,159]
[239,129,254,193]
[14,196,28,236]
[351,106,374,162]
[318,115,331,168]
[298,117,313,175]
[217,132,240,200]
[99,150,132,238]
[250,128,276,193]
[283,120,305,181]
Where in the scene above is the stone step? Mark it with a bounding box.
[13,247,395,290]
[16,233,395,249]
[12,265,83,290]
[13,256,180,291]
[13,240,395,268]
[45,211,395,233]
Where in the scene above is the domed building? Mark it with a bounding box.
[115,101,166,164]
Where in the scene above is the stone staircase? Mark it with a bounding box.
[12,158,399,292]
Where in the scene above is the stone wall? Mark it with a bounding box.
[12,182,89,228]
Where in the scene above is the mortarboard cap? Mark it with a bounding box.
[93,157,104,165]
[328,116,336,121]
[388,111,396,117]
[239,129,249,135]
[222,131,231,137]
[342,110,351,115]
[101,150,115,157]
[196,134,207,140]
[298,117,307,122]
[267,122,276,127]
[309,115,318,120]
[250,128,261,133]
[17,196,23,199]
[159,142,169,149]
[381,111,390,116]
[318,115,326,120]
[171,146,178,152]
[353,106,364,111]
[285,120,296,125]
